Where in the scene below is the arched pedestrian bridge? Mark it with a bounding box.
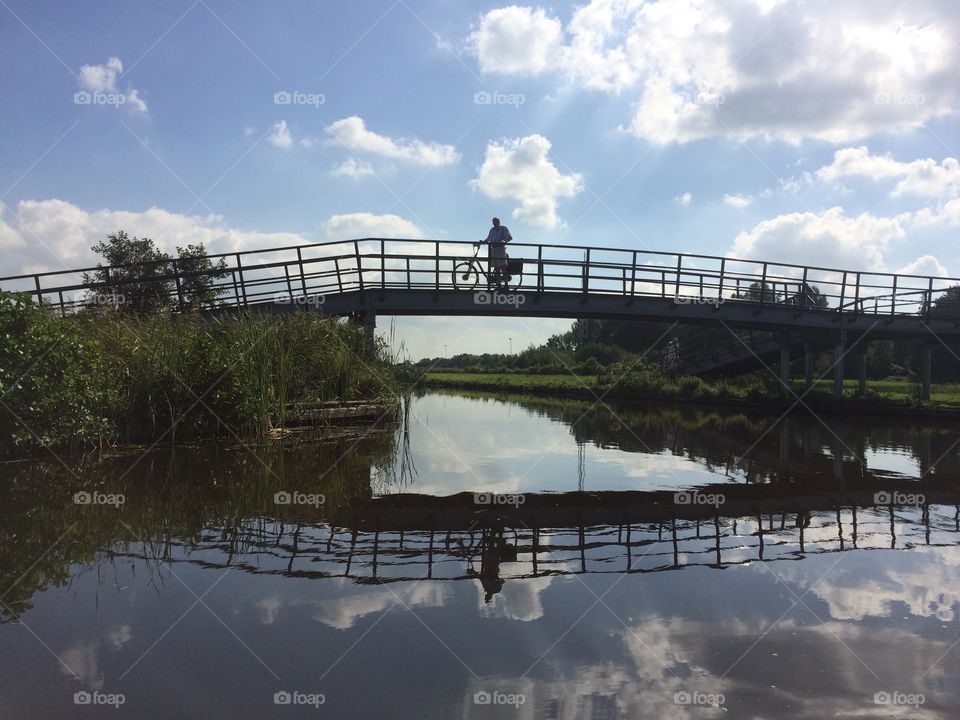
[3,238,959,398]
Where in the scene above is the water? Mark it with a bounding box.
[1,391,959,718]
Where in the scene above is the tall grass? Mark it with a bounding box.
[0,293,399,457]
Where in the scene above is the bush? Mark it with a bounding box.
[0,293,111,455]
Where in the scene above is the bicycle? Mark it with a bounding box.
[451,242,524,292]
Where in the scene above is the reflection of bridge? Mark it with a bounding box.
[3,239,959,397]
[113,480,960,603]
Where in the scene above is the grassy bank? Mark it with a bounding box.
[424,370,960,412]
[0,292,399,457]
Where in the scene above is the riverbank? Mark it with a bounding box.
[423,371,960,418]
[0,292,401,458]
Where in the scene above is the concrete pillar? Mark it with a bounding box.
[858,343,868,394]
[834,331,846,400]
[779,336,791,399]
[921,344,932,401]
[804,342,814,391]
[364,309,377,358]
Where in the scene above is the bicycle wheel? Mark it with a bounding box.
[452,261,480,291]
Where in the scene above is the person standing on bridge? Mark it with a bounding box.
[482,217,512,289]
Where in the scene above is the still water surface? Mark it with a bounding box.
[1,391,959,718]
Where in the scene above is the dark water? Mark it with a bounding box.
[1,391,959,719]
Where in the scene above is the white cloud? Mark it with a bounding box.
[325,116,459,167]
[330,158,376,179]
[472,5,562,75]
[470,134,583,228]
[323,212,423,241]
[723,193,752,208]
[0,199,309,276]
[472,1,960,143]
[816,146,960,198]
[730,206,907,270]
[674,191,692,206]
[267,120,293,149]
[77,56,148,113]
[897,254,950,277]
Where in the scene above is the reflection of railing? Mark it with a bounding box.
[112,500,960,590]
[1,238,958,321]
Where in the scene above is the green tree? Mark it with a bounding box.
[173,243,228,310]
[84,231,173,314]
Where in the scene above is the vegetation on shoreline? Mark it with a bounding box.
[424,370,960,410]
[1,291,398,457]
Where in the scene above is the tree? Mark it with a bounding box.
[84,232,226,313]
[173,243,228,310]
[84,231,173,314]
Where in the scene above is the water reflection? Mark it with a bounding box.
[1,392,959,719]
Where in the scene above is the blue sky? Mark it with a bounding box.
[2,0,959,358]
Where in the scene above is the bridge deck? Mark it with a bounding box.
[2,238,959,337]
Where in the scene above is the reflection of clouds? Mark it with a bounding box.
[105,624,132,650]
[774,546,960,622]
[478,574,556,621]
[402,395,723,495]
[59,641,103,689]
[310,581,450,630]
[256,597,282,625]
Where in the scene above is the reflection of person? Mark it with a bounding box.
[483,217,512,288]
[467,529,507,602]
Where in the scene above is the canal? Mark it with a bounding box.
[1,391,958,718]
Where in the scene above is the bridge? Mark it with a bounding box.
[2,238,959,398]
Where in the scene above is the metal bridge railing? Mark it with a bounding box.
[1,238,957,320]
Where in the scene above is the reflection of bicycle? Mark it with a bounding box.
[452,243,524,292]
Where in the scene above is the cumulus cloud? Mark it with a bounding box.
[471,5,562,75]
[0,199,308,276]
[330,158,376,179]
[322,212,423,241]
[723,193,752,208]
[730,206,907,270]
[674,192,692,206]
[77,56,148,113]
[470,134,583,228]
[471,0,960,143]
[897,254,950,277]
[816,146,960,198]
[325,116,460,167]
[267,120,293,149]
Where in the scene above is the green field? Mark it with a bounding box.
[425,371,960,410]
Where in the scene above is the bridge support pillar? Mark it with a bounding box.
[857,343,868,394]
[804,342,814,391]
[921,344,932,401]
[364,309,377,359]
[833,331,846,400]
[779,337,791,399]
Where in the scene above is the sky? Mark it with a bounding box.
[1,0,959,359]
